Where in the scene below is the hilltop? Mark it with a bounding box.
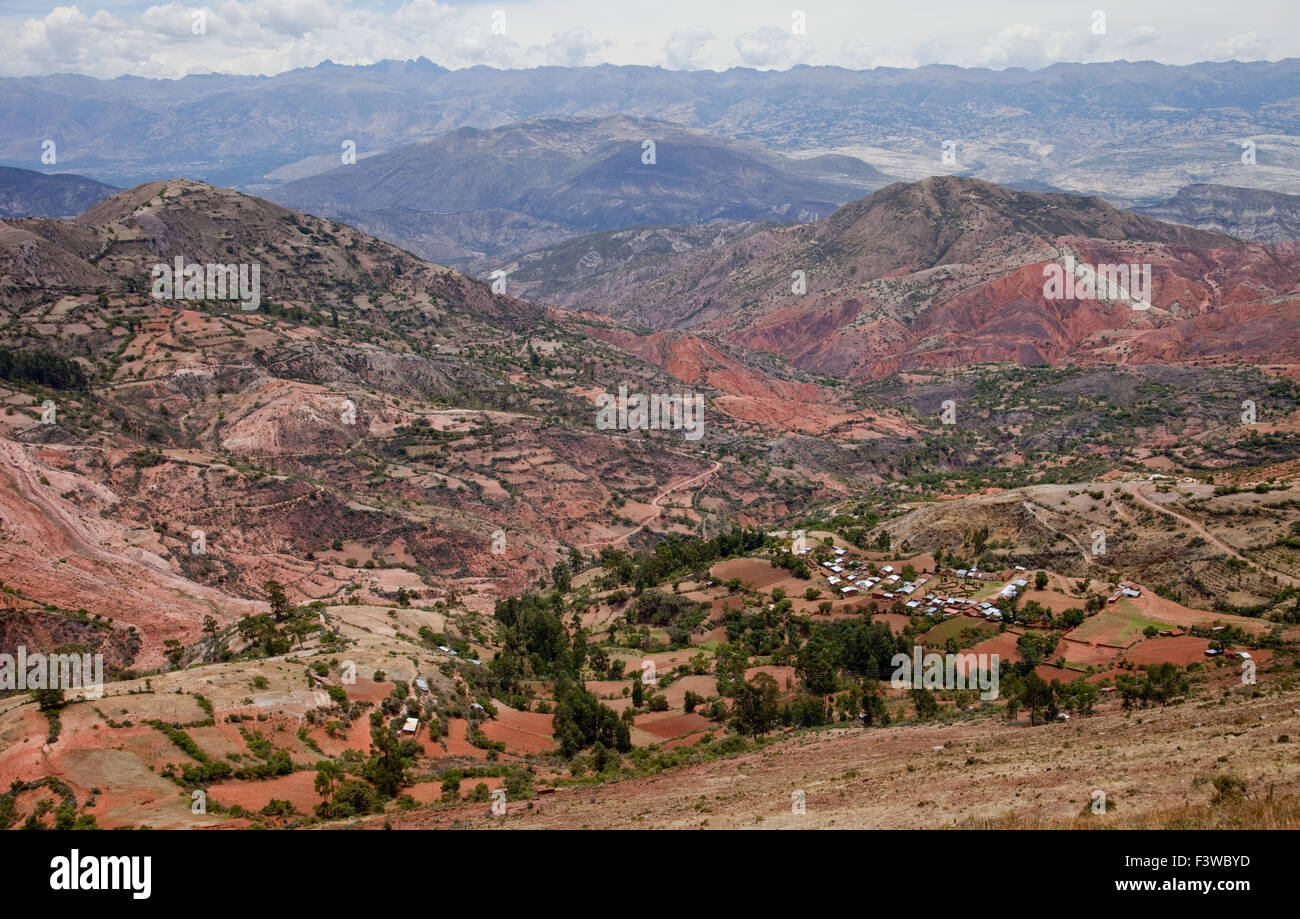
[500,176,1300,380]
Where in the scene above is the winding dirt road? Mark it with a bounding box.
[581,461,721,550]
[1124,481,1300,588]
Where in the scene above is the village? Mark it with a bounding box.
[786,538,1139,626]
[772,533,1264,674]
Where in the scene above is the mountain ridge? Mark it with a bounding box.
[4,59,1298,198]
[267,115,894,262]
[505,175,1299,380]
[0,165,117,219]
[1134,183,1300,243]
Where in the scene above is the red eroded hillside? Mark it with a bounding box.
[549,178,1300,381]
[585,325,917,435]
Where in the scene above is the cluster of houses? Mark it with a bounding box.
[808,551,1052,624]
[1205,649,1252,659]
[820,557,927,600]
[951,566,1001,581]
[916,595,1007,621]
[786,542,1175,643]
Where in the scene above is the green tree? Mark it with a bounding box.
[910,688,939,720]
[1010,671,1057,725]
[551,561,572,593]
[264,580,293,622]
[795,633,837,695]
[313,761,342,813]
[551,681,630,758]
[713,643,749,696]
[361,711,419,798]
[1059,680,1099,717]
[730,673,780,736]
[33,687,65,711]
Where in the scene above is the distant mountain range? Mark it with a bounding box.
[2,58,1298,201]
[1133,183,1300,242]
[267,116,893,262]
[0,165,116,218]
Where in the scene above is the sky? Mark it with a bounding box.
[0,0,1294,79]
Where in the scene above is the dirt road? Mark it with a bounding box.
[581,462,721,549]
[1124,482,1300,587]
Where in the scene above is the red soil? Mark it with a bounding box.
[479,704,555,754]
[744,665,797,692]
[967,631,1022,664]
[1123,635,1213,666]
[710,558,787,589]
[209,770,323,815]
[635,712,715,739]
[875,613,912,635]
[660,675,717,708]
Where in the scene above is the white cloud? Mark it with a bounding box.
[0,0,1290,77]
[733,26,811,70]
[1208,31,1268,61]
[537,27,608,67]
[664,27,715,71]
[977,24,1104,70]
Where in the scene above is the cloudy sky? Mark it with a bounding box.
[0,0,1293,79]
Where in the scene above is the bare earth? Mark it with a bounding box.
[377,687,1300,830]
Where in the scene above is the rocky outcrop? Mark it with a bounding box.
[1134,184,1300,243]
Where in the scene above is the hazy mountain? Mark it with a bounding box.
[531,176,1231,324]
[310,206,575,264]
[0,165,117,218]
[1133,183,1300,242]
[268,116,894,262]
[3,59,1298,200]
